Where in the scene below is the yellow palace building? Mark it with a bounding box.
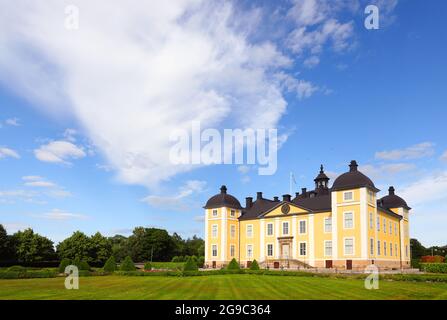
[204,160,411,270]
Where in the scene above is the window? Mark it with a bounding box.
[370,238,374,255]
[344,238,354,255]
[247,245,253,259]
[212,245,218,257]
[324,217,332,233]
[377,241,381,255]
[377,217,380,231]
[405,245,408,258]
[230,245,235,257]
[267,244,273,257]
[230,225,236,239]
[230,209,235,217]
[282,222,289,235]
[395,244,398,256]
[267,223,273,236]
[390,223,393,235]
[212,224,218,238]
[212,209,218,217]
[299,220,306,234]
[395,223,398,235]
[369,213,373,229]
[246,225,253,238]
[324,241,332,256]
[384,241,387,256]
[383,218,387,233]
[368,190,374,202]
[344,212,354,229]
[390,243,393,257]
[343,191,353,201]
[299,242,307,256]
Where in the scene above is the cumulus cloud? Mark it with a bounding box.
[399,171,447,207]
[375,142,435,161]
[34,140,86,164]
[0,147,20,159]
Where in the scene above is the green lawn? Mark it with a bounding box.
[1,274,447,300]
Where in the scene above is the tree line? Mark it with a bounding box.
[0,224,204,266]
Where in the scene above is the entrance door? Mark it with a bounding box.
[282,244,290,259]
[325,260,333,269]
[212,261,216,269]
[273,262,280,269]
[246,261,252,268]
[346,260,353,270]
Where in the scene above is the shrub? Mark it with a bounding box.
[171,256,179,263]
[58,258,71,273]
[7,265,26,272]
[120,256,136,271]
[103,256,117,272]
[421,263,447,274]
[227,258,240,270]
[144,262,152,271]
[197,256,205,268]
[183,257,198,271]
[250,260,260,270]
[421,255,445,263]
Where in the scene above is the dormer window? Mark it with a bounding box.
[230,209,236,217]
[212,209,218,217]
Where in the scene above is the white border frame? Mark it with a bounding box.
[343,237,355,256]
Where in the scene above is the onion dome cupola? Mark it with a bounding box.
[379,186,411,210]
[204,185,242,209]
[314,164,330,190]
[332,160,380,192]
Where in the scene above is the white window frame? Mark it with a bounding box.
[343,211,354,229]
[246,224,253,238]
[389,222,393,235]
[395,223,398,236]
[324,217,332,233]
[376,217,380,231]
[230,209,236,217]
[230,225,236,239]
[247,244,253,259]
[383,218,387,234]
[299,242,307,256]
[369,212,373,229]
[370,238,374,255]
[267,243,274,257]
[299,220,307,234]
[230,245,235,257]
[212,209,218,217]
[324,240,332,257]
[343,191,354,202]
[395,244,398,257]
[282,221,289,235]
[390,243,393,257]
[384,241,387,256]
[343,237,355,256]
[377,240,381,256]
[266,223,274,236]
[211,224,218,238]
[212,244,218,257]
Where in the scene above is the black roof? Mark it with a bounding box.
[239,197,277,220]
[379,186,411,210]
[332,160,380,192]
[293,194,331,212]
[204,185,243,210]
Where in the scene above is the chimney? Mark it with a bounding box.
[301,188,307,198]
[273,196,279,202]
[257,192,263,200]
[245,197,253,208]
[295,192,300,198]
[220,185,227,194]
[389,186,395,196]
[282,194,291,202]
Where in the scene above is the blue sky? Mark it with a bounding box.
[0,0,446,246]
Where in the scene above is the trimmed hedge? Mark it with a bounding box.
[249,260,260,271]
[183,257,198,271]
[0,270,57,279]
[421,263,447,274]
[144,262,152,271]
[227,258,240,270]
[58,258,71,273]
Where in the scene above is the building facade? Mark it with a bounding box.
[204,160,411,270]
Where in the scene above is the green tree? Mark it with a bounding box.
[89,232,112,264]
[183,257,198,271]
[120,256,136,271]
[127,227,175,262]
[58,258,71,273]
[109,235,130,262]
[411,238,428,260]
[103,256,117,272]
[0,224,10,261]
[250,260,260,270]
[12,229,55,263]
[56,231,92,262]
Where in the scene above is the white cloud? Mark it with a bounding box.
[63,128,77,142]
[303,56,320,68]
[34,140,86,164]
[24,180,57,188]
[441,151,447,162]
[38,209,88,220]
[399,171,447,207]
[21,175,73,198]
[237,165,251,174]
[141,180,207,211]
[5,118,20,126]
[275,72,319,99]
[375,142,435,161]
[0,147,20,159]
[359,163,416,180]
[2,223,31,234]
[22,175,44,181]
